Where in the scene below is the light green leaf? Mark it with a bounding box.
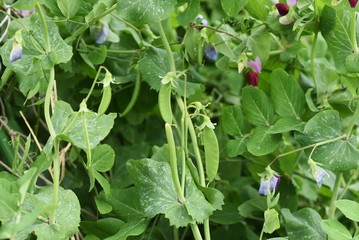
[270,69,306,120]
[88,45,107,65]
[225,137,247,157]
[321,219,352,240]
[247,26,271,63]
[242,86,275,127]
[245,0,268,21]
[57,0,81,19]
[345,53,359,73]
[176,0,200,26]
[238,197,267,218]
[304,110,341,142]
[282,208,326,240]
[220,0,248,17]
[315,63,339,103]
[335,200,359,222]
[263,209,280,234]
[320,6,352,73]
[92,144,115,172]
[127,158,216,228]
[268,118,305,134]
[12,0,36,10]
[51,101,74,135]
[247,127,281,156]
[222,106,244,137]
[214,33,235,59]
[94,171,111,199]
[117,0,177,24]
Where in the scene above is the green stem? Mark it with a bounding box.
[269,134,347,166]
[44,68,56,139]
[190,224,204,240]
[120,70,141,117]
[64,3,117,43]
[311,33,318,88]
[165,123,186,203]
[82,113,92,168]
[84,66,107,104]
[351,11,358,53]
[339,169,359,199]
[50,140,60,224]
[157,21,176,72]
[346,102,359,136]
[36,2,50,52]
[328,173,343,219]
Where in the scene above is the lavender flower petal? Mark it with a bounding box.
[287,0,298,7]
[247,57,262,73]
[10,43,22,62]
[96,25,109,44]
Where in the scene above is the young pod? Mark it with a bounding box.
[98,85,111,116]
[158,83,173,123]
[203,126,219,182]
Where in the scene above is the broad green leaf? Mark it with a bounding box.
[320,6,352,72]
[222,106,244,137]
[95,196,112,214]
[59,111,116,150]
[127,158,216,227]
[321,219,352,240]
[245,0,268,21]
[94,171,111,198]
[214,33,235,59]
[88,45,107,65]
[242,86,275,127]
[247,27,271,63]
[33,187,81,240]
[0,14,73,98]
[105,218,150,240]
[270,69,306,120]
[81,218,124,239]
[92,144,115,172]
[335,200,359,222]
[57,0,81,19]
[225,137,247,157]
[263,209,280,234]
[220,0,248,17]
[315,63,339,103]
[52,101,74,134]
[176,0,200,26]
[247,127,281,156]
[282,208,326,240]
[268,118,305,134]
[211,203,243,224]
[12,0,36,10]
[345,53,359,73]
[304,110,359,172]
[238,197,267,218]
[117,0,177,24]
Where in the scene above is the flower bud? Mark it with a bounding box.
[349,0,359,8]
[259,175,280,195]
[247,71,258,86]
[275,3,289,16]
[279,15,294,25]
[204,44,218,62]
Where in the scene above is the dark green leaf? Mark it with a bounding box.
[268,118,305,134]
[225,137,247,157]
[81,218,124,239]
[92,144,115,172]
[176,0,200,26]
[222,106,244,137]
[247,127,281,156]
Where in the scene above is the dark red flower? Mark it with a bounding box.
[247,71,258,86]
[275,3,289,16]
[349,0,358,8]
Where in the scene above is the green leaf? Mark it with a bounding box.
[245,0,268,21]
[52,101,74,134]
[127,158,216,227]
[247,127,281,156]
[335,200,359,222]
[263,209,280,234]
[304,110,359,172]
[92,144,115,172]
[268,118,305,134]
[320,6,352,73]
[117,0,177,24]
[94,171,111,198]
[270,69,306,120]
[238,197,267,218]
[222,106,244,137]
[12,0,36,10]
[214,33,235,59]
[282,208,326,240]
[88,45,108,65]
[220,0,248,17]
[33,187,81,240]
[315,63,339,103]
[247,27,271,63]
[211,203,243,224]
[242,86,275,127]
[105,218,150,240]
[321,219,352,240]
[176,0,200,26]
[59,111,116,150]
[225,137,247,157]
[57,0,81,19]
[81,218,124,239]
[345,53,359,73]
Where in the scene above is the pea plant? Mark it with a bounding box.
[1,0,359,239]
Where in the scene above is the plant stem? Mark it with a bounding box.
[351,11,358,53]
[190,224,204,240]
[36,2,50,53]
[269,134,347,166]
[84,66,107,104]
[311,33,318,88]
[165,123,186,203]
[64,3,117,43]
[50,140,60,224]
[328,173,342,219]
[44,68,56,138]
[346,102,359,136]
[157,21,176,72]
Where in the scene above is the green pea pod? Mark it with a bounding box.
[98,85,112,116]
[159,83,173,123]
[203,126,219,182]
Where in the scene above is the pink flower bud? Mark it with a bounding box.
[247,71,258,86]
[349,0,359,8]
[275,3,289,16]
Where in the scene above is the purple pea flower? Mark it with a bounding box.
[18,8,35,18]
[10,32,23,63]
[247,71,258,86]
[247,57,262,86]
[311,165,329,187]
[96,25,109,44]
[275,0,297,25]
[204,44,218,62]
[287,0,298,7]
[259,175,281,195]
[350,0,359,8]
